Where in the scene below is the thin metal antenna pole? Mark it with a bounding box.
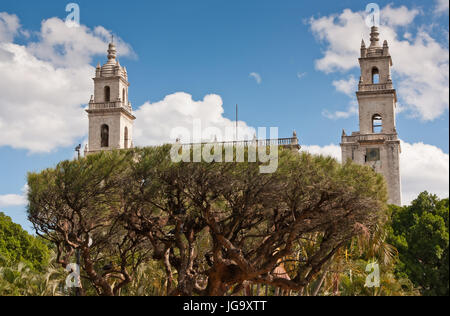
[236,104,238,141]
[74,144,82,296]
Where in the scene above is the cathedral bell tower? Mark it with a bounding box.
[341,26,402,205]
[85,40,135,155]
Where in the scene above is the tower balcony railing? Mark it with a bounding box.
[89,101,133,113]
[182,137,300,149]
[342,133,398,143]
[358,82,393,92]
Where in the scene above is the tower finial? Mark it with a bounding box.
[369,25,380,47]
[107,41,117,60]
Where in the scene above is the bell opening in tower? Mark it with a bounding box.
[104,86,111,102]
[372,67,380,84]
[372,114,383,133]
[101,124,109,148]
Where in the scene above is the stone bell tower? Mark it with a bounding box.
[85,40,135,155]
[341,26,402,206]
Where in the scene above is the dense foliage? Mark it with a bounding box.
[5,147,445,296]
[0,212,58,296]
[27,146,389,296]
[388,192,449,296]
[0,212,50,271]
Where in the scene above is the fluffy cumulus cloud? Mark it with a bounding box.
[0,43,90,152]
[0,13,133,153]
[400,141,449,205]
[435,0,450,14]
[134,92,255,146]
[0,194,26,208]
[301,144,341,160]
[332,75,358,97]
[321,75,359,119]
[301,142,449,205]
[0,184,28,208]
[0,12,21,42]
[309,5,449,121]
[0,12,254,153]
[27,18,134,68]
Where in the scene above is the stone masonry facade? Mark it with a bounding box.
[85,41,135,155]
[341,26,402,206]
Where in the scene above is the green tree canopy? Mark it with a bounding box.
[27,146,388,296]
[0,212,50,271]
[388,192,449,296]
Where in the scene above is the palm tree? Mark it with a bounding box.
[0,254,67,296]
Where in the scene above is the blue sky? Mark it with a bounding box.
[0,0,448,231]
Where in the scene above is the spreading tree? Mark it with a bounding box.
[28,146,388,296]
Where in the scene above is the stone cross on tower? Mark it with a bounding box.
[85,41,135,155]
[340,26,402,206]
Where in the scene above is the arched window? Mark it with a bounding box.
[372,67,380,84]
[104,86,111,102]
[124,127,129,149]
[101,124,109,147]
[122,88,126,104]
[372,114,383,133]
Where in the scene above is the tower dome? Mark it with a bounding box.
[99,41,126,78]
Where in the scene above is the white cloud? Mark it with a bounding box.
[0,184,28,207]
[322,107,357,120]
[0,43,90,152]
[321,76,359,119]
[0,12,20,43]
[297,72,307,79]
[134,92,255,145]
[309,5,449,121]
[301,144,341,160]
[0,14,133,153]
[435,0,449,14]
[0,13,256,154]
[381,5,420,27]
[301,142,449,206]
[249,72,262,84]
[332,75,358,96]
[0,194,26,207]
[322,98,358,120]
[309,9,366,73]
[27,18,135,68]
[400,141,449,205]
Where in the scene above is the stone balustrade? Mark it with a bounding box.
[182,137,300,150]
[358,83,393,92]
[342,133,398,143]
[89,101,133,113]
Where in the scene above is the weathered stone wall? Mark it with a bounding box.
[358,93,396,134]
[93,77,129,103]
[359,56,391,85]
[88,111,122,151]
[341,136,402,205]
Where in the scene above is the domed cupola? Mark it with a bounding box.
[98,42,127,79]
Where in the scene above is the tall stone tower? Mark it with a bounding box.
[85,41,135,155]
[341,26,402,205]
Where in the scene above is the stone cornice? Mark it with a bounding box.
[356,89,397,102]
[93,76,130,87]
[85,107,136,120]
